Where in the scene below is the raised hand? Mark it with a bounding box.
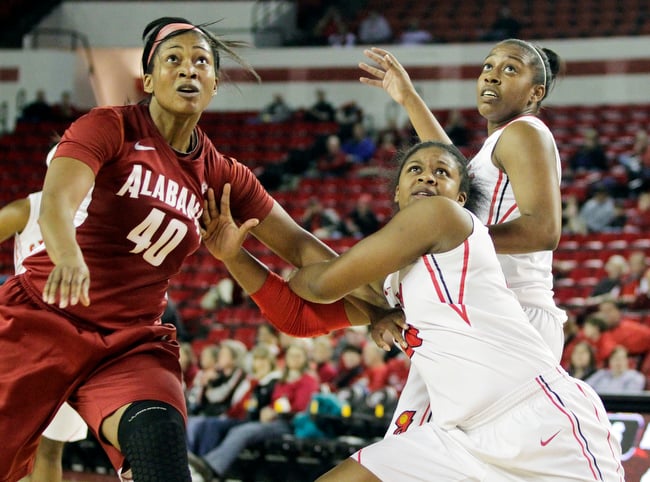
[359,47,417,106]
[201,184,259,261]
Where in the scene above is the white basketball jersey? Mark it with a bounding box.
[383,214,558,429]
[14,190,92,274]
[468,115,564,317]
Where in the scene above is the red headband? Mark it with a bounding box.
[146,22,201,69]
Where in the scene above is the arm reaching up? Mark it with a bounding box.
[359,47,451,144]
[200,185,365,336]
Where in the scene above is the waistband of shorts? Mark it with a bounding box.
[459,366,566,431]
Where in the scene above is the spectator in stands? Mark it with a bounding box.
[342,122,377,164]
[341,193,381,238]
[254,323,281,358]
[598,299,650,361]
[357,10,393,45]
[188,343,281,460]
[329,343,366,399]
[179,342,199,395]
[561,194,588,234]
[200,276,244,311]
[398,17,433,45]
[188,342,319,481]
[577,182,622,233]
[51,91,82,122]
[315,135,354,177]
[618,129,650,192]
[304,89,336,123]
[564,315,612,368]
[186,340,250,454]
[257,93,292,123]
[336,100,364,142]
[444,109,471,147]
[301,197,343,239]
[311,6,353,47]
[186,341,248,413]
[586,345,646,394]
[481,6,522,41]
[619,250,648,305]
[566,341,598,381]
[20,89,53,122]
[588,253,629,300]
[628,266,650,311]
[568,128,609,174]
[360,343,389,393]
[311,335,338,388]
[624,190,650,233]
[371,130,398,168]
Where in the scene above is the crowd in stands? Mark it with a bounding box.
[290,0,650,47]
[181,326,410,481]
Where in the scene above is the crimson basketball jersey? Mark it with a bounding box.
[20,104,274,329]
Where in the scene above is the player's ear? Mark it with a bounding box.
[393,186,400,204]
[528,84,545,106]
[143,74,154,94]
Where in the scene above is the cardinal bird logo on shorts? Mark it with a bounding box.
[403,325,423,358]
[393,410,416,435]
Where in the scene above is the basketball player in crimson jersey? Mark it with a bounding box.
[0,17,388,482]
[201,141,623,481]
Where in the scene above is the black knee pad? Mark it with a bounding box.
[117,400,190,482]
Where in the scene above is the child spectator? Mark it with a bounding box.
[566,341,598,381]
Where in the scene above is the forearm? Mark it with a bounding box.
[38,201,82,264]
[488,214,561,254]
[250,270,363,337]
[222,249,271,295]
[253,205,338,268]
[401,91,451,143]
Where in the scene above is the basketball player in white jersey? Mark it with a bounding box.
[202,141,623,480]
[0,145,91,482]
[359,39,568,437]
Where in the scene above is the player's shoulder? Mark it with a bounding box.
[500,115,554,147]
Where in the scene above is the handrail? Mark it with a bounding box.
[27,27,95,76]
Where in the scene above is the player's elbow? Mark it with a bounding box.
[307,278,344,304]
[539,228,561,250]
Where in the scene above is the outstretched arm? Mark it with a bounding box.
[201,185,369,337]
[0,197,30,243]
[288,196,472,303]
[359,47,451,144]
